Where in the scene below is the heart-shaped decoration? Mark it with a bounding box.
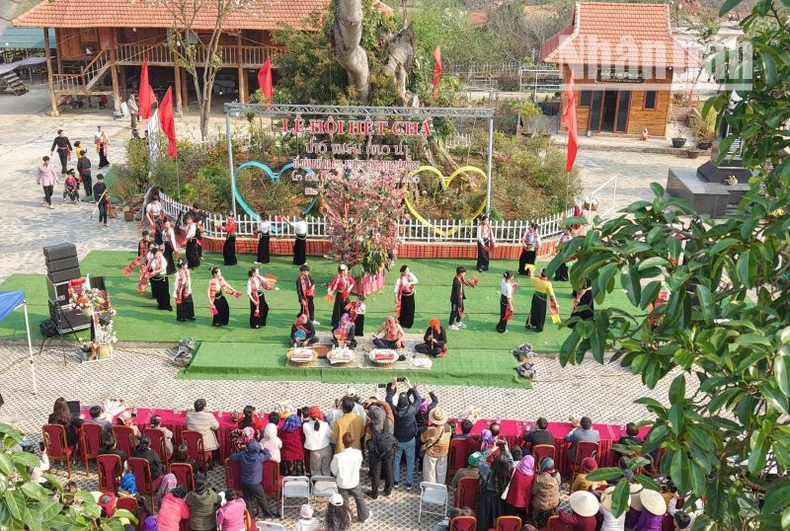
[233,160,319,219]
[404,165,489,236]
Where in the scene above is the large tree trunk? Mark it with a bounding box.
[383,26,418,107]
[332,0,370,103]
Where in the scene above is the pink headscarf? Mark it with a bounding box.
[480,429,495,452]
[516,455,535,476]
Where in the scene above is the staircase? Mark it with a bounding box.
[53,50,112,96]
[0,71,28,95]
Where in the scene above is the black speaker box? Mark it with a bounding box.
[46,278,71,304]
[47,267,82,284]
[46,256,80,273]
[47,301,91,334]
[43,243,78,262]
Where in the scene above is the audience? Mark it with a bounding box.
[599,486,626,530]
[156,473,177,509]
[229,438,279,519]
[570,457,600,492]
[157,486,190,531]
[366,405,397,499]
[331,433,370,523]
[504,454,535,521]
[523,417,554,448]
[454,419,474,439]
[280,413,306,476]
[303,406,333,476]
[529,457,561,528]
[387,378,422,490]
[565,416,601,462]
[332,397,365,452]
[47,397,83,447]
[85,405,112,433]
[148,414,174,458]
[170,442,199,471]
[559,490,599,530]
[325,493,352,531]
[477,452,513,530]
[185,399,220,463]
[98,433,128,467]
[450,452,480,488]
[261,422,282,463]
[132,434,164,481]
[216,489,246,531]
[420,407,452,484]
[294,504,322,531]
[637,489,668,531]
[619,422,643,446]
[674,511,692,531]
[184,472,220,531]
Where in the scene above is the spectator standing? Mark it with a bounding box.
[332,397,364,452]
[261,423,282,463]
[303,406,333,476]
[330,433,370,523]
[280,414,306,476]
[127,93,139,129]
[387,378,422,490]
[529,457,561,528]
[37,156,59,209]
[184,472,220,531]
[365,406,397,499]
[420,407,452,484]
[504,454,535,521]
[229,440,279,519]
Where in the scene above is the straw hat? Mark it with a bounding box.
[640,489,668,516]
[629,483,645,510]
[329,493,344,506]
[600,486,616,512]
[569,491,599,518]
[429,407,448,425]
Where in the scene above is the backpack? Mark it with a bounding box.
[371,420,399,458]
[517,361,536,380]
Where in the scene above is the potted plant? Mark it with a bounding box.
[671,137,687,148]
[693,109,716,150]
[724,174,738,186]
[686,148,702,159]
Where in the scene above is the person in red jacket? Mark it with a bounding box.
[157,486,190,531]
[504,454,535,521]
[280,413,306,476]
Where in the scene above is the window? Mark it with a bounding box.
[580,90,592,106]
[644,91,657,110]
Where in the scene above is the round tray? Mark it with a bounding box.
[287,348,317,367]
[327,348,355,366]
[368,349,399,367]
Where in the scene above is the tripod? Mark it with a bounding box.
[38,305,92,366]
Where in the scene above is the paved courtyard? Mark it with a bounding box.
[0,86,698,529]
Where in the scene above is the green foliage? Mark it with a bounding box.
[551,1,790,525]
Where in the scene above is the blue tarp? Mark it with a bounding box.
[0,291,25,322]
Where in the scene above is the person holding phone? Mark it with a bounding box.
[386,378,421,490]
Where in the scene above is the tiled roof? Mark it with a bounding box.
[541,2,689,68]
[13,0,392,31]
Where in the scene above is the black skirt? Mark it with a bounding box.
[213,295,230,326]
[496,294,509,333]
[399,292,415,329]
[257,234,270,264]
[354,314,364,336]
[519,249,536,276]
[164,243,176,275]
[250,295,269,328]
[476,241,490,271]
[554,262,569,282]
[528,292,547,332]
[331,294,349,330]
[151,276,172,311]
[186,239,200,269]
[177,294,194,321]
[293,235,306,265]
[223,235,237,266]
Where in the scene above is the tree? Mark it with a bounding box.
[551,0,790,526]
[332,0,371,102]
[152,0,265,141]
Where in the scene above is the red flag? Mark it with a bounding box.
[432,47,442,89]
[561,71,578,172]
[159,87,177,158]
[257,56,273,103]
[138,58,157,120]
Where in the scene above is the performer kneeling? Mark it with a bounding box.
[372,316,406,349]
[173,259,195,321]
[247,267,275,329]
[208,267,241,327]
[148,246,172,311]
[332,313,357,349]
[291,314,318,347]
[414,318,447,358]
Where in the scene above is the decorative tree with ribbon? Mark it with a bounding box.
[321,168,406,273]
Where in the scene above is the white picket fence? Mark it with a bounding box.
[161,192,573,243]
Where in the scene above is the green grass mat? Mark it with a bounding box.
[0,250,633,388]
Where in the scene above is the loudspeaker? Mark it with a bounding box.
[46,278,71,304]
[43,243,77,262]
[47,267,81,284]
[45,256,80,274]
[47,301,91,334]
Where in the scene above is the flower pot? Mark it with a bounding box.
[686,149,702,159]
[697,141,712,150]
[80,307,93,316]
[97,344,112,359]
[671,137,687,148]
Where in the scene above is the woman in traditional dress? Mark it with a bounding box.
[372,316,406,349]
[207,267,240,327]
[296,264,317,323]
[219,212,238,266]
[184,217,201,269]
[147,245,172,311]
[327,264,355,330]
[247,267,275,329]
[173,259,195,322]
[519,223,541,276]
[414,318,447,357]
[254,212,271,265]
[161,220,178,275]
[554,226,573,282]
[476,215,495,272]
[570,276,594,327]
[394,265,419,329]
[496,271,517,333]
[94,125,110,168]
[288,214,308,266]
[526,268,559,332]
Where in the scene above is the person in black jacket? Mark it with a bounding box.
[386,378,421,490]
[522,417,555,450]
[93,174,109,228]
[77,150,92,197]
[50,129,73,175]
[414,318,447,357]
[132,434,164,480]
[98,433,128,467]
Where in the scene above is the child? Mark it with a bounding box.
[449,266,477,330]
[262,423,282,463]
[63,170,80,203]
[345,294,366,337]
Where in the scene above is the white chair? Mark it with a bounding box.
[281,475,311,518]
[311,475,338,502]
[418,481,449,523]
[256,522,286,531]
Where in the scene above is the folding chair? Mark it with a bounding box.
[225,458,243,494]
[532,443,556,463]
[80,422,104,476]
[418,481,449,524]
[494,515,522,531]
[128,457,156,511]
[111,425,137,457]
[143,427,169,462]
[455,476,479,510]
[169,462,195,491]
[449,515,476,531]
[115,496,140,530]
[570,441,599,483]
[96,453,123,492]
[182,430,210,470]
[280,476,310,519]
[310,475,338,503]
[42,424,73,478]
[446,438,472,485]
[255,523,286,531]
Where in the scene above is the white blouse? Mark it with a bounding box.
[258,220,271,235]
[500,279,513,299]
[302,420,332,450]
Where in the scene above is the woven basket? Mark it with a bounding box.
[368,349,399,367]
[287,348,317,367]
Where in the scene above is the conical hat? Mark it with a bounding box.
[600,486,616,512]
[629,483,645,510]
[640,489,668,515]
[569,491,599,518]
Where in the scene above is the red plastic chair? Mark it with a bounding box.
[449,515,477,531]
[169,462,195,491]
[112,425,137,457]
[182,430,210,470]
[494,515,522,531]
[80,422,105,476]
[128,457,156,511]
[115,496,140,530]
[243,509,253,531]
[96,453,123,492]
[455,476,479,510]
[143,427,169,462]
[262,459,280,501]
[570,441,599,483]
[446,438,472,485]
[225,458,243,493]
[546,515,571,531]
[532,444,556,464]
[42,424,73,478]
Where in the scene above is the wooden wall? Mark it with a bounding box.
[626,89,671,136]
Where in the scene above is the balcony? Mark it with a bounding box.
[114,42,283,68]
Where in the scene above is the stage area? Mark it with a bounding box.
[0,250,635,388]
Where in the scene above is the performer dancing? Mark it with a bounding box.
[183,218,201,269]
[208,267,241,327]
[296,265,318,324]
[496,271,518,333]
[476,215,496,272]
[161,220,178,275]
[147,246,172,311]
[219,212,238,266]
[290,314,317,347]
[93,174,109,228]
[327,264,356,330]
[554,227,573,282]
[569,276,594,328]
[247,267,275,329]
[145,194,166,244]
[183,203,205,260]
[449,266,477,330]
[173,259,195,321]
[518,223,541,277]
[394,265,419,329]
[76,148,92,197]
[254,213,271,265]
[50,129,73,175]
[415,318,447,357]
[288,214,308,266]
[527,269,559,332]
[94,125,110,168]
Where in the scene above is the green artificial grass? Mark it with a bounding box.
[0,250,635,388]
